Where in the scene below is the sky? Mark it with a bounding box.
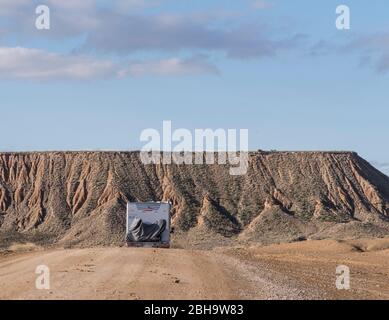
[0,0,388,175]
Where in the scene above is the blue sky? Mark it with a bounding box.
[0,0,388,175]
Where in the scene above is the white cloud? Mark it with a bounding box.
[0,47,218,80]
[82,13,303,59]
[342,33,389,73]
[121,55,219,76]
[308,33,389,73]
[0,47,116,80]
[0,1,301,60]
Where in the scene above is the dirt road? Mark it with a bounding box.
[1,239,389,300]
[0,246,324,300]
[0,248,243,300]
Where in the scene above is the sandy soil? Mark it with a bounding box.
[1,238,389,300]
[224,238,389,300]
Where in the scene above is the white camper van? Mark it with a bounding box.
[126,202,171,248]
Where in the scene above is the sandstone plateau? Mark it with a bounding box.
[0,151,388,248]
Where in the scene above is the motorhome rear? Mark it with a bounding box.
[126,202,171,248]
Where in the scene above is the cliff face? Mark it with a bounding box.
[0,151,389,247]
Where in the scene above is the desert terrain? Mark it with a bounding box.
[1,151,389,248]
[1,151,389,300]
[1,237,388,300]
